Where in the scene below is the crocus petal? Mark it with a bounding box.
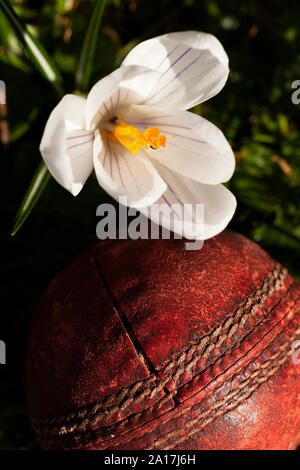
[40,94,93,196]
[85,65,160,130]
[140,160,236,240]
[122,31,229,110]
[123,104,235,184]
[93,130,167,208]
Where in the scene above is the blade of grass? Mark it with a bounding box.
[0,0,64,96]
[11,161,51,236]
[75,0,108,92]
[1,0,64,236]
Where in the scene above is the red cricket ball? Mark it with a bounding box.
[25,231,300,450]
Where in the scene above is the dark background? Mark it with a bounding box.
[0,0,300,449]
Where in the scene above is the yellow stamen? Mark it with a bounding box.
[104,121,166,155]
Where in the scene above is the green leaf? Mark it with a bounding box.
[0,0,64,235]
[11,162,51,236]
[75,0,108,92]
[253,133,275,144]
[0,0,64,96]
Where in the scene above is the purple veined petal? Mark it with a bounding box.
[160,176,190,222]
[93,131,167,209]
[159,187,197,230]
[101,136,113,178]
[161,193,181,220]
[40,94,94,196]
[154,127,208,145]
[126,120,192,131]
[163,179,184,208]
[122,31,229,72]
[66,134,92,140]
[157,108,235,184]
[143,159,236,240]
[138,114,173,122]
[66,131,93,140]
[117,147,164,203]
[121,32,229,110]
[156,47,192,84]
[123,87,130,103]
[116,88,121,108]
[120,103,234,185]
[93,133,127,206]
[102,142,108,168]
[103,101,110,113]
[66,137,94,151]
[118,148,139,187]
[127,121,208,145]
[155,44,180,70]
[142,50,204,104]
[92,91,118,127]
[97,87,132,122]
[113,144,147,196]
[111,146,126,189]
[108,142,113,178]
[86,65,164,130]
[147,130,228,181]
[67,128,91,132]
[165,139,207,155]
[148,60,216,106]
[97,109,105,120]
[85,67,123,130]
[156,46,192,82]
[114,86,141,110]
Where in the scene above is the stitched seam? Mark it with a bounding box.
[32,263,287,435]
[153,336,299,449]
[125,326,300,450]
[59,323,300,450]
[37,303,300,450]
[160,264,287,384]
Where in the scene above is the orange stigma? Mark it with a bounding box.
[104,120,166,155]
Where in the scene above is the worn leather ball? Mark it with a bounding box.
[25,231,300,450]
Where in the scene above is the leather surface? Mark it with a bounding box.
[25,231,300,449]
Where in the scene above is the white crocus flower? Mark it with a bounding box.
[40,31,236,240]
